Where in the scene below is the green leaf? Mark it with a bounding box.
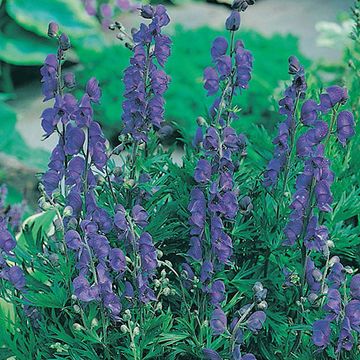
[0,22,54,65]
[6,0,99,39]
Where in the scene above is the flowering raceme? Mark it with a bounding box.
[184,2,265,359]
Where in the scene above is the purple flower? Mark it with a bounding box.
[47,22,59,38]
[216,55,232,77]
[59,33,71,51]
[326,85,348,107]
[204,67,219,96]
[350,274,360,300]
[65,230,82,250]
[336,317,354,352]
[140,5,155,19]
[204,127,220,152]
[138,274,156,303]
[210,307,227,335]
[64,125,85,155]
[314,180,333,212]
[345,300,360,332]
[200,260,213,285]
[188,236,202,261]
[323,288,341,320]
[211,37,228,61]
[139,232,157,274]
[232,0,255,12]
[73,275,99,302]
[337,110,355,146]
[210,280,226,305]
[203,349,222,360]
[327,262,345,289]
[109,248,126,273]
[305,258,322,293]
[0,226,16,254]
[300,99,318,126]
[103,292,122,317]
[5,266,25,290]
[86,77,101,103]
[64,72,76,89]
[154,34,171,67]
[132,205,148,228]
[194,159,212,183]
[242,355,256,360]
[247,311,266,333]
[312,320,331,348]
[225,10,241,31]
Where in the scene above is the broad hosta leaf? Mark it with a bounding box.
[6,0,99,39]
[0,22,54,65]
[0,101,49,169]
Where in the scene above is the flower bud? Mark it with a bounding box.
[163,287,171,296]
[344,266,354,274]
[252,282,263,293]
[73,323,83,331]
[133,327,140,336]
[53,218,64,232]
[71,294,77,301]
[257,300,268,310]
[225,11,241,31]
[157,250,163,259]
[154,279,161,288]
[326,240,335,249]
[156,302,163,312]
[308,293,318,304]
[161,269,166,278]
[140,5,155,19]
[162,278,170,286]
[73,305,81,313]
[312,269,323,282]
[120,325,128,333]
[63,73,76,89]
[59,33,71,51]
[91,318,99,327]
[329,256,340,266]
[63,206,73,217]
[196,116,206,126]
[48,22,59,38]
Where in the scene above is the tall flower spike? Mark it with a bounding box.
[263,56,307,188]
[121,5,171,142]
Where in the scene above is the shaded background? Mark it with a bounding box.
[0,0,355,207]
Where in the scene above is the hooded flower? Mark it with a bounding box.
[210,307,227,335]
[312,320,331,348]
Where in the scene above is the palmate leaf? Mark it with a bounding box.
[6,0,99,39]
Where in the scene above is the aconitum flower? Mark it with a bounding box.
[194,159,212,183]
[139,232,157,275]
[337,110,355,146]
[210,280,226,305]
[247,311,266,333]
[204,67,219,96]
[73,275,100,302]
[327,262,345,289]
[323,288,341,321]
[225,10,241,31]
[263,56,307,188]
[210,307,227,335]
[122,5,171,142]
[345,300,360,332]
[350,274,360,300]
[336,317,354,352]
[312,320,331,348]
[203,349,222,360]
[232,0,255,12]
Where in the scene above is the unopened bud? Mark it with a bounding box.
[133,327,140,336]
[308,293,318,304]
[120,325,128,333]
[91,318,99,327]
[329,256,340,266]
[73,305,81,313]
[48,22,59,38]
[154,279,161,288]
[63,73,76,89]
[252,282,263,293]
[73,323,83,331]
[59,33,71,51]
[161,269,166,278]
[63,206,73,217]
[163,287,171,296]
[326,240,335,248]
[156,302,163,312]
[257,300,268,310]
[344,266,354,274]
[196,116,206,126]
[157,250,163,259]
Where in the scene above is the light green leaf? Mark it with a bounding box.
[6,0,99,39]
[0,22,54,65]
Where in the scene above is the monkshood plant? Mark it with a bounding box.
[173,2,267,360]
[261,53,359,358]
[0,1,359,360]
